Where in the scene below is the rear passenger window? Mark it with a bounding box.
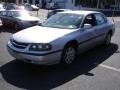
[95,14,106,25]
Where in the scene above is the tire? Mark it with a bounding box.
[104,33,111,45]
[61,44,77,65]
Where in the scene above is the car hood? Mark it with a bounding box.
[13,26,76,43]
[16,16,39,21]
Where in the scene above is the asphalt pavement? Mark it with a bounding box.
[0,9,120,90]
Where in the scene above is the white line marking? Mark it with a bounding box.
[94,63,120,72]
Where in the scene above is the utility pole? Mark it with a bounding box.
[97,0,99,8]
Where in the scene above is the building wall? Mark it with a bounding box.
[14,0,120,10]
[74,0,120,10]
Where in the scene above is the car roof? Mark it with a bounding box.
[0,9,28,12]
[60,10,101,16]
[0,9,6,11]
[54,9,71,11]
[6,9,27,12]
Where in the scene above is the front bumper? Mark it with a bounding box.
[7,45,62,65]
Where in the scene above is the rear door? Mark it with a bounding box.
[93,13,108,44]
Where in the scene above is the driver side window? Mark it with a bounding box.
[83,14,96,27]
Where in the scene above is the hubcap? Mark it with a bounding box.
[64,47,76,64]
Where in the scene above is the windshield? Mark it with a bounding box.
[41,13,83,29]
[12,10,30,17]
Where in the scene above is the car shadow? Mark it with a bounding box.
[0,43,119,90]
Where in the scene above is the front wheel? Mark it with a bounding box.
[61,44,77,65]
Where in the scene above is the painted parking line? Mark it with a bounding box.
[94,63,120,72]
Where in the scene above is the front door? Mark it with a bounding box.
[78,14,97,52]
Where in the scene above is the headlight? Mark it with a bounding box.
[29,43,52,51]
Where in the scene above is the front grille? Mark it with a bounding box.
[11,39,29,49]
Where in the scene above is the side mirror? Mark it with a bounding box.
[83,24,92,29]
[38,18,47,25]
[40,19,47,23]
[38,23,42,26]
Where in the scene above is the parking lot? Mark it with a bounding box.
[0,9,120,90]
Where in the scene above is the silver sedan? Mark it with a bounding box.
[7,10,115,65]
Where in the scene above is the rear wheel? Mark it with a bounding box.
[104,33,111,45]
[61,44,77,65]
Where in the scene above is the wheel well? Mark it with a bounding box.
[64,40,79,51]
